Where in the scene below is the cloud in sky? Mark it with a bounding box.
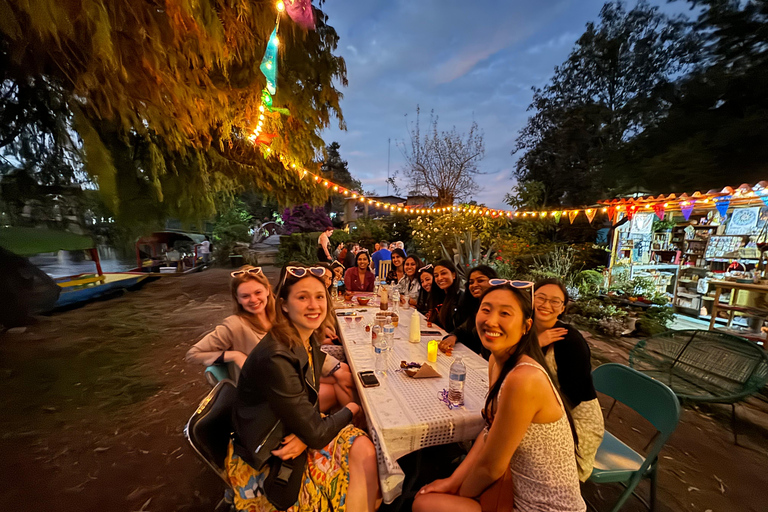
[318,0,681,208]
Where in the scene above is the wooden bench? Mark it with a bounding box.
[629,329,768,443]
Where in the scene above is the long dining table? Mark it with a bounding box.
[335,300,489,504]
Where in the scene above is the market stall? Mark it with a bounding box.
[604,182,768,344]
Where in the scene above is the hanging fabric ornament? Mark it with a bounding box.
[261,88,273,108]
[260,28,279,94]
[757,191,768,208]
[607,206,617,222]
[568,210,579,224]
[256,132,278,145]
[626,204,638,220]
[715,195,731,217]
[285,0,316,30]
[585,209,596,223]
[680,200,695,220]
[553,210,563,223]
[653,203,665,221]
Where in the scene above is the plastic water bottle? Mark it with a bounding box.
[374,326,391,376]
[383,321,395,348]
[390,289,400,312]
[331,280,339,299]
[448,357,466,406]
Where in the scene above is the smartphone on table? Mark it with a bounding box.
[358,370,380,388]
[421,330,442,336]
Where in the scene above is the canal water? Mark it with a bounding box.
[28,246,136,278]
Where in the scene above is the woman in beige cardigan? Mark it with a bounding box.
[185,265,355,412]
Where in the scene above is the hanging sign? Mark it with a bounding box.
[653,203,665,221]
[568,210,579,224]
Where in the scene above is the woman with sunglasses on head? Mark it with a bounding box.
[416,264,434,314]
[344,251,375,292]
[228,264,380,512]
[385,248,407,285]
[414,282,585,512]
[438,265,498,358]
[533,278,604,481]
[185,265,274,371]
[427,260,464,332]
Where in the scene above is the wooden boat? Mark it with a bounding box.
[0,227,154,312]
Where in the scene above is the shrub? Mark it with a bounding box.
[282,204,332,234]
[212,199,253,261]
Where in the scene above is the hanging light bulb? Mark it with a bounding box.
[276,1,285,12]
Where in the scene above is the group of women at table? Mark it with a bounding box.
[184,257,604,512]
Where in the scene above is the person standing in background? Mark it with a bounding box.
[344,243,359,270]
[371,240,391,278]
[318,226,334,263]
[198,236,211,265]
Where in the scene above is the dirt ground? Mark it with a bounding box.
[1,267,767,511]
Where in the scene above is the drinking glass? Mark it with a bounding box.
[354,315,363,332]
[344,316,353,329]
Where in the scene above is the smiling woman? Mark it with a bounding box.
[185,265,275,368]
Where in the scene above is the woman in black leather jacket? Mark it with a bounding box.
[227,265,380,511]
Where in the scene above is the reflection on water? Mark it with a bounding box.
[29,246,136,278]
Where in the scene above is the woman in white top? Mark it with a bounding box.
[398,254,422,306]
[413,282,585,512]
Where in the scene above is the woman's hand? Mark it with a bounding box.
[538,327,567,348]
[345,402,361,417]
[438,335,457,353]
[227,351,248,368]
[271,434,308,460]
[418,477,460,496]
[320,325,338,345]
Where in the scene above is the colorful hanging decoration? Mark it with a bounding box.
[260,27,280,94]
[553,211,563,223]
[625,204,638,220]
[757,191,768,208]
[607,206,616,222]
[585,209,596,223]
[284,0,316,29]
[568,210,579,224]
[653,203,665,221]
[715,195,731,217]
[680,200,695,220]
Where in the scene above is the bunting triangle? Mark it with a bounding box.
[553,211,563,223]
[715,195,731,217]
[653,203,665,221]
[607,206,616,222]
[626,205,638,220]
[568,210,579,224]
[585,209,596,223]
[680,200,695,220]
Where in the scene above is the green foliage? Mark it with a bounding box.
[652,218,676,231]
[212,199,252,261]
[440,231,496,280]
[528,245,578,284]
[573,269,604,297]
[348,216,388,252]
[0,0,347,227]
[276,232,320,265]
[321,142,362,213]
[409,212,511,263]
[511,1,700,206]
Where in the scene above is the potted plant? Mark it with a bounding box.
[652,219,676,233]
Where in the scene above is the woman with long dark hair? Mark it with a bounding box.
[534,278,603,481]
[427,259,464,332]
[398,254,422,306]
[227,265,380,511]
[414,282,584,512]
[385,248,407,284]
[438,265,498,357]
[344,251,375,292]
[416,264,433,315]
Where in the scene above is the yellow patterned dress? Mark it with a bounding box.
[225,424,366,512]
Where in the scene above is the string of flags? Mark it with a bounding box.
[249,6,767,224]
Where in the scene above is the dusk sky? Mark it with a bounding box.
[320,0,692,208]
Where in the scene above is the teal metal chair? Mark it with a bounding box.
[589,363,681,512]
[204,365,231,387]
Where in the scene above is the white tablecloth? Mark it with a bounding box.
[336,306,488,503]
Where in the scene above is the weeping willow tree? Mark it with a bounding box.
[0,0,345,228]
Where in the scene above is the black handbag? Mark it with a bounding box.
[264,451,308,510]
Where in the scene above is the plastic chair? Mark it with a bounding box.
[184,379,238,510]
[588,363,681,512]
[378,259,392,281]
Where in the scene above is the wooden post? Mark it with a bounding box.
[89,247,103,276]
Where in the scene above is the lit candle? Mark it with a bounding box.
[428,340,438,363]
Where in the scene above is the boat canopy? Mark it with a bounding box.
[135,231,207,246]
[0,227,95,256]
